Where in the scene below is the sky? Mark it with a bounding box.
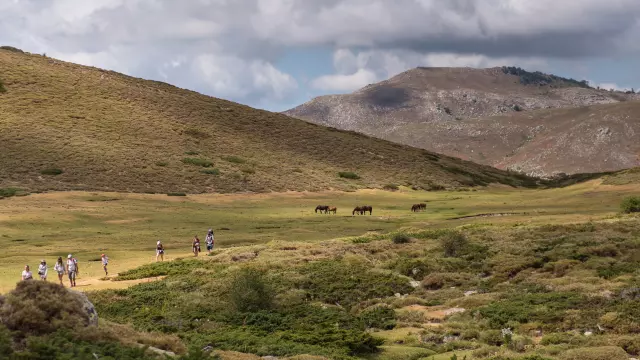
[1,0,639,112]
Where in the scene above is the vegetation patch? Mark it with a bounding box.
[40,168,63,175]
[155,161,168,167]
[339,171,360,180]
[222,156,246,164]
[0,188,23,199]
[167,192,187,197]
[182,157,213,167]
[620,196,640,213]
[201,168,220,175]
[383,184,399,191]
[502,66,591,88]
[0,78,6,93]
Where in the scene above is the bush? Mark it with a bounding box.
[223,156,246,164]
[383,184,399,191]
[441,232,469,257]
[0,188,21,199]
[40,168,63,175]
[0,281,91,336]
[0,79,6,93]
[392,234,411,244]
[338,171,360,180]
[561,346,629,360]
[184,151,199,155]
[620,196,640,213]
[229,268,274,313]
[480,330,505,346]
[167,192,187,197]
[182,158,213,167]
[358,306,396,330]
[201,168,220,175]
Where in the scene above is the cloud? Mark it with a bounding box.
[0,0,639,107]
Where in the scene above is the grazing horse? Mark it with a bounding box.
[411,204,420,212]
[352,206,362,215]
[315,205,329,214]
[328,206,337,214]
[419,203,427,210]
[361,205,372,215]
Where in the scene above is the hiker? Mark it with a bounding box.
[54,257,65,285]
[38,259,48,281]
[66,254,79,287]
[205,228,215,255]
[101,253,109,276]
[192,235,201,257]
[21,265,33,281]
[156,240,165,262]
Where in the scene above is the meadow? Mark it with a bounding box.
[0,179,639,360]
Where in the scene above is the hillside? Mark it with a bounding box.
[0,49,541,194]
[284,67,640,177]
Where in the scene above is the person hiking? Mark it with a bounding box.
[21,265,33,281]
[38,259,48,281]
[156,240,165,262]
[54,257,65,285]
[192,235,201,257]
[101,254,109,276]
[205,228,215,255]
[66,254,79,287]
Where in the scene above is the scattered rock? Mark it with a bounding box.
[409,280,421,288]
[443,307,466,316]
[464,290,478,297]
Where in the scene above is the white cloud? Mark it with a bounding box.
[311,68,378,92]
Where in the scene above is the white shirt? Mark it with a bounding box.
[22,270,33,280]
[54,262,65,273]
[38,264,48,277]
[67,258,77,272]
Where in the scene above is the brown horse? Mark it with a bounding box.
[352,206,362,215]
[315,205,329,214]
[328,206,337,214]
[419,203,427,210]
[411,204,420,212]
[361,205,372,215]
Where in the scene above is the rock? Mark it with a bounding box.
[443,307,466,316]
[464,290,478,297]
[409,280,421,288]
[584,331,593,336]
[69,289,98,326]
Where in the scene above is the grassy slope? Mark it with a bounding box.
[0,49,537,194]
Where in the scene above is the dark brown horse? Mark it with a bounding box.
[327,206,337,214]
[315,205,329,214]
[411,204,420,212]
[361,205,372,215]
[352,206,362,215]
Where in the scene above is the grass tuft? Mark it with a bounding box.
[222,156,246,164]
[339,171,360,180]
[40,168,63,175]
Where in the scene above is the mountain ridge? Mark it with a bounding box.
[284,66,640,177]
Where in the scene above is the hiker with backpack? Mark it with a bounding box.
[205,228,215,255]
[38,259,48,281]
[66,254,79,287]
[101,254,109,276]
[192,235,201,257]
[156,240,165,262]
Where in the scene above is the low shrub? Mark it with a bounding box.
[201,168,220,175]
[0,188,21,199]
[0,79,6,93]
[182,158,213,167]
[338,171,360,180]
[392,234,411,244]
[358,306,396,330]
[561,346,629,360]
[620,196,640,213]
[441,232,469,257]
[383,184,399,191]
[222,156,246,164]
[40,168,63,175]
[184,151,199,155]
[229,268,274,313]
[167,192,187,197]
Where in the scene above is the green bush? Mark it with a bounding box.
[358,306,396,330]
[338,171,360,180]
[40,168,63,175]
[441,232,469,257]
[223,156,246,164]
[0,188,21,199]
[229,268,274,313]
[182,158,213,167]
[0,79,6,93]
[167,192,187,197]
[480,330,505,346]
[561,346,629,360]
[201,168,221,175]
[620,196,640,213]
[392,234,411,244]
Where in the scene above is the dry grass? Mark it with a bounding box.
[0,49,539,194]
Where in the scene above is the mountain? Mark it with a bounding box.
[284,67,640,177]
[0,48,541,194]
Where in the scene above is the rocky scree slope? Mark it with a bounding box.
[284,66,640,177]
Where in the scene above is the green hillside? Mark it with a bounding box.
[0,48,539,194]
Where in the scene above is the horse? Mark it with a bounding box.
[327,206,337,214]
[411,204,420,212]
[419,203,427,210]
[361,205,372,215]
[315,205,329,214]
[352,206,362,215]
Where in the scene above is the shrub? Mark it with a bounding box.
[480,330,505,346]
[223,156,246,164]
[0,281,90,336]
[229,268,274,313]
[338,171,360,180]
[358,306,396,330]
[184,151,199,155]
[392,234,411,244]
[182,158,213,167]
[40,168,63,175]
[0,188,21,199]
[441,232,469,257]
[561,346,629,360]
[167,192,187,197]
[383,184,399,191]
[0,79,6,93]
[620,196,640,213]
[201,168,220,175]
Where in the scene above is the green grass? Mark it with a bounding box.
[40,167,63,175]
[0,49,551,195]
[339,171,361,180]
[201,168,221,175]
